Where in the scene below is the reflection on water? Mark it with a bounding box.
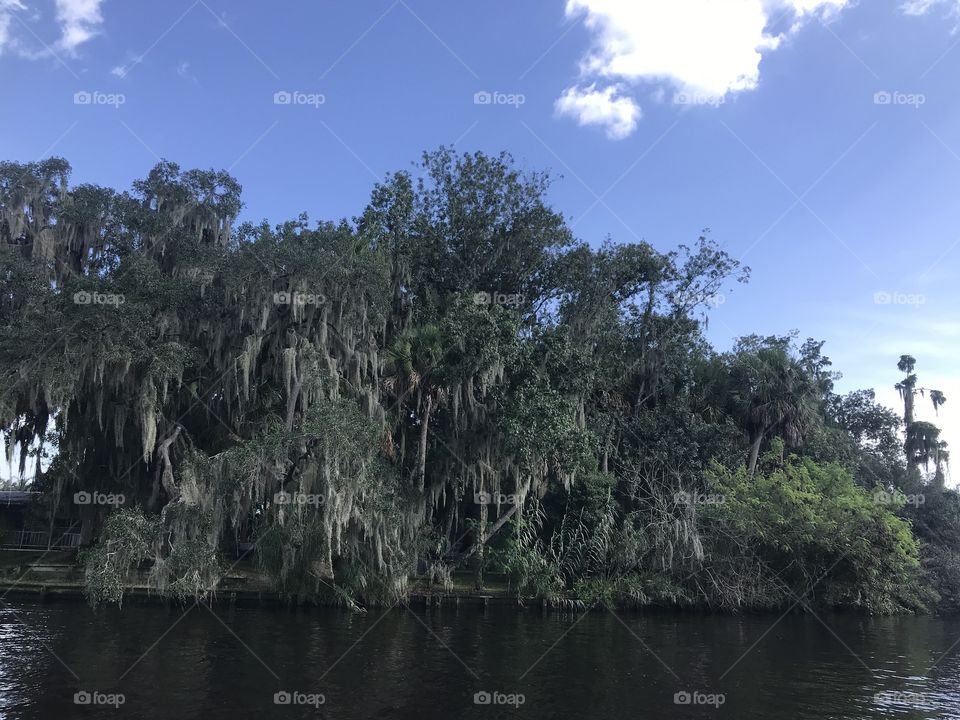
[1,602,959,719]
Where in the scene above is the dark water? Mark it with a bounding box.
[1,601,960,719]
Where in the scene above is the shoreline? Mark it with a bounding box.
[0,580,514,609]
[3,580,951,617]
[2,554,950,616]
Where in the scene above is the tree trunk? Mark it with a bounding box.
[934,461,946,492]
[285,377,303,432]
[416,394,432,489]
[474,496,488,591]
[456,504,519,564]
[747,432,763,478]
[157,426,182,500]
[78,503,97,547]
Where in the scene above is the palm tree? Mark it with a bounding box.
[895,354,918,426]
[895,355,946,481]
[730,346,819,477]
[382,325,447,489]
[930,389,947,413]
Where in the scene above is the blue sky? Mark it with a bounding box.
[1,0,959,480]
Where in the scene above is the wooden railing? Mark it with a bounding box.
[2,530,80,550]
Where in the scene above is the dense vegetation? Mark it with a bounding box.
[1,150,956,614]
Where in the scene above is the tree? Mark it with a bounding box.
[827,389,904,487]
[728,340,821,477]
[895,355,947,484]
[383,324,447,490]
[5,150,951,616]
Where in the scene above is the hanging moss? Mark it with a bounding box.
[2,152,770,612]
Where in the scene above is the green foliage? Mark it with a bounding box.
[704,448,926,613]
[907,490,960,613]
[80,509,160,608]
[2,151,955,615]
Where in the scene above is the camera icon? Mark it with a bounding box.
[674,691,692,705]
[274,691,291,705]
[474,91,492,105]
[473,291,490,305]
[675,92,691,105]
[74,491,92,505]
[874,91,892,105]
[273,291,292,305]
[74,91,92,105]
[873,291,891,305]
[274,492,291,505]
[673,491,691,505]
[273,91,292,105]
[473,691,492,705]
[73,290,92,304]
[74,691,92,705]
[474,491,492,505]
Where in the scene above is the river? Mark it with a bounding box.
[1,601,959,718]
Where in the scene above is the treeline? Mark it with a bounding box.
[0,149,957,613]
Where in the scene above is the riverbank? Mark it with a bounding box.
[0,551,522,609]
[0,582,517,609]
[3,552,951,616]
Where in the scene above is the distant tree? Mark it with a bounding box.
[895,355,947,484]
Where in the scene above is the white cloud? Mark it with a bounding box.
[788,0,851,17]
[557,0,855,138]
[900,0,944,15]
[901,0,933,14]
[0,0,103,57]
[555,84,641,140]
[54,0,104,53]
[0,0,26,55]
[110,51,144,79]
[176,59,200,85]
[901,0,960,18]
